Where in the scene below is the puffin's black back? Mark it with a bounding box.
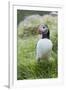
[42,29,50,39]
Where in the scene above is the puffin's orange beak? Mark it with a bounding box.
[37,27,42,34]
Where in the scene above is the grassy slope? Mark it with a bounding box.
[17,35,58,80]
[17,14,58,80]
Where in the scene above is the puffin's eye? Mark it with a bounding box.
[43,26,45,29]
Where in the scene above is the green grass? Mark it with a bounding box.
[17,35,58,80]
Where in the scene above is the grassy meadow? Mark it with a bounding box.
[17,10,58,80]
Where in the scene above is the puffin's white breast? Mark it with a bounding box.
[37,38,53,55]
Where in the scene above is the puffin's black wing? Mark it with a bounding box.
[47,29,50,39]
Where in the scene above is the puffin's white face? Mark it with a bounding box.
[38,24,48,34]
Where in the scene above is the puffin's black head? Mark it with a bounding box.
[38,24,50,39]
